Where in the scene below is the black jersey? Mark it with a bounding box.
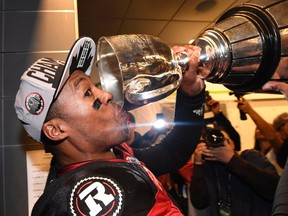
[32,90,205,216]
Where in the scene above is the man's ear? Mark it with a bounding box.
[42,119,68,141]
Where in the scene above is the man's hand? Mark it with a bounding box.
[263,81,288,100]
[172,45,204,96]
[194,141,208,165]
[206,98,220,115]
[237,96,253,114]
[204,139,235,164]
[262,57,288,99]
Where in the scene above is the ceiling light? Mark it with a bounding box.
[196,0,217,12]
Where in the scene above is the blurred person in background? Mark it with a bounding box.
[237,96,284,174]
[272,112,288,169]
[261,57,288,215]
[189,128,279,216]
[204,92,241,151]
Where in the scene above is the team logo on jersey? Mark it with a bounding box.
[25,92,44,115]
[193,106,204,116]
[70,176,123,216]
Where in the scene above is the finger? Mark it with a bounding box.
[262,81,288,99]
[204,153,216,161]
[189,48,201,67]
[210,101,219,107]
[197,145,208,153]
[207,99,216,106]
[184,45,201,54]
[172,46,186,54]
[237,103,243,109]
[202,152,213,158]
[203,149,214,156]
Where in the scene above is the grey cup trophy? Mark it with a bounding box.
[193,0,288,92]
[97,0,288,110]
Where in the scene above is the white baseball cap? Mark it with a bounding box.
[14,37,96,142]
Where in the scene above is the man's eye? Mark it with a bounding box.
[85,89,92,97]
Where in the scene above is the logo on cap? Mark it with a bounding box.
[70,176,123,216]
[69,40,94,74]
[25,92,44,115]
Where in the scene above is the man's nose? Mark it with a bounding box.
[101,91,113,105]
[92,90,114,111]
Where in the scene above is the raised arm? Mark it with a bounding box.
[133,45,206,176]
[237,96,283,153]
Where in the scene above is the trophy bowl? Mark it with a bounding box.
[97,34,183,109]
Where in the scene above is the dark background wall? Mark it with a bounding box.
[0,0,78,215]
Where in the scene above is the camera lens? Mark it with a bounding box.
[205,129,224,148]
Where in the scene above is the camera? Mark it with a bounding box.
[204,128,225,148]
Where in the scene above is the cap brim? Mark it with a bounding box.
[54,37,96,98]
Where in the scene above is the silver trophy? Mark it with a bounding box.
[97,0,288,109]
[97,34,187,109]
[193,0,288,92]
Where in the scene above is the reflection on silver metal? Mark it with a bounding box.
[192,0,288,92]
[97,34,184,109]
[96,0,288,110]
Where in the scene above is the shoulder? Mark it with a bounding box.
[240,149,267,163]
[240,149,277,171]
[241,149,262,158]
